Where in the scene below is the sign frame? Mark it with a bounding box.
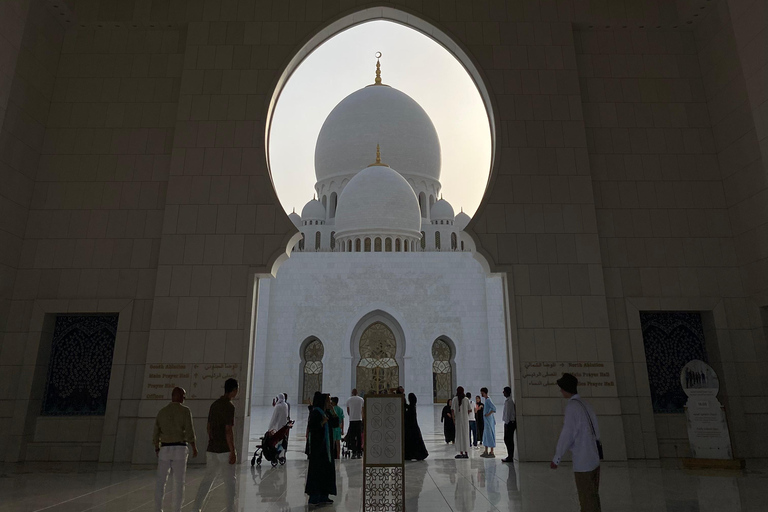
[362,394,405,512]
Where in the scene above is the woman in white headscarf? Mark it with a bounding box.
[269,393,289,433]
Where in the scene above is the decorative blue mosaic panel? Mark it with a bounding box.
[640,311,707,414]
[42,314,118,416]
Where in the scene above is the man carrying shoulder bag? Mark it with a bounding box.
[550,373,603,512]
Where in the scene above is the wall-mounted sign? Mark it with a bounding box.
[521,361,615,390]
[143,363,239,400]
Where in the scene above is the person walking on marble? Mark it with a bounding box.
[551,373,602,512]
[267,393,289,462]
[467,393,477,449]
[451,386,471,458]
[331,397,345,459]
[153,387,197,512]
[346,389,364,458]
[306,392,337,505]
[474,395,484,447]
[404,393,429,461]
[193,378,239,512]
[501,386,516,463]
[282,392,291,453]
[441,399,455,444]
[480,387,496,458]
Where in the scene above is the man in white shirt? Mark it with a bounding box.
[550,373,602,512]
[346,389,365,458]
[501,386,516,463]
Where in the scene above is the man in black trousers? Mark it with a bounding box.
[501,386,516,463]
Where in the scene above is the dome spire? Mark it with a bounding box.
[374,51,382,85]
[368,144,389,167]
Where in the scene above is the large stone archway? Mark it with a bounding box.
[4,0,766,466]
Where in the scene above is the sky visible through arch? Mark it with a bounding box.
[268,20,492,218]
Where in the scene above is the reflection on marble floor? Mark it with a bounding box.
[0,405,765,511]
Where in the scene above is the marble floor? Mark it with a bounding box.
[1,405,765,511]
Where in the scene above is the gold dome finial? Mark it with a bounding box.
[374,51,382,85]
[368,144,389,167]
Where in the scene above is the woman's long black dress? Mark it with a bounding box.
[305,408,337,498]
[441,404,455,444]
[404,403,429,460]
[475,403,484,444]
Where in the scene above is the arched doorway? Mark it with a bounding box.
[356,322,399,394]
[432,338,454,403]
[301,338,324,404]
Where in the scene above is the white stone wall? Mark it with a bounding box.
[251,251,509,407]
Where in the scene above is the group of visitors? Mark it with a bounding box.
[153,378,239,512]
[151,373,601,512]
[441,386,516,462]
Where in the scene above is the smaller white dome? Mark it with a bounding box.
[288,211,302,228]
[301,199,325,221]
[430,198,455,221]
[335,165,421,239]
[455,211,471,230]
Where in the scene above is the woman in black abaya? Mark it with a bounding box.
[475,395,484,446]
[305,392,337,505]
[404,393,429,461]
[441,398,455,444]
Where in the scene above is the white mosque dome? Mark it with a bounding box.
[430,198,455,221]
[454,210,471,230]
[288,211,302,228]
[301,198,325,221]
[334,162,421,239]
[314,85,441,184]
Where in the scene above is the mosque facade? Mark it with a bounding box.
[252,65,510,406]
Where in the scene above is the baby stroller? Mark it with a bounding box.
[251,420,294,467]
[341,437,352,459]
[341,431,363,459]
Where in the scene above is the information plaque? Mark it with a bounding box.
[681,359,733,460]
[363,395,405,512]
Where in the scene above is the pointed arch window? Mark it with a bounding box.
[357,322,398,395]
[374,237,382,252]
[435,231,441,250]
[385,238,392,252]
[395,238,401,252]
[451,232,457,250]
[329,192,337,218]
[420,231,426,249]
[302,339,324,404]
[315,231,321,250]
[364,237,371,252]
[432,339,452,403]
[330,231,336,250]
[355,238,361,252]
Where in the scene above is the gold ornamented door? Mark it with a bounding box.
[302,339,324,404]
[356,322,399,394]
[432,339,452,402]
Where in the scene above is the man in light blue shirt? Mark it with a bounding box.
[550,373,601,512]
